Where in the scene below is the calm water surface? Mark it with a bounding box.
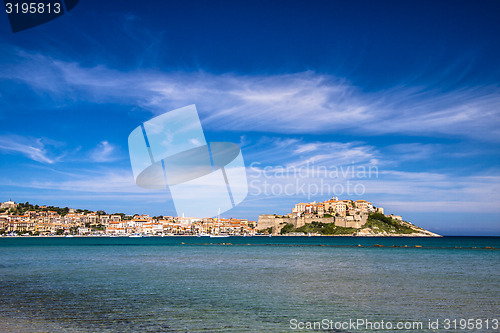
[0,236,498,332]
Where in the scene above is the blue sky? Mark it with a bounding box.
[0,0,499,235]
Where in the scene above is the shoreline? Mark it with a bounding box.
[0,233,443,238]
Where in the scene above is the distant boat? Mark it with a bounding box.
[129,234,142,238]
[65,235,74,238]
[197,232,210,237]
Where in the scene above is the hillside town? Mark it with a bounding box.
[0,200,256,236]
[258,196,439,236]
[259,197,386,232]
[0,198,437,237]
[292,197,386,218]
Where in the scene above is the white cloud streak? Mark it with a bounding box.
[0,134,123,164]
[2,47,500,141]
[0,135,64,164]
[89,141,119,162]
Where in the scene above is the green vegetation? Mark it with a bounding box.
[257,227,273,234]
[94,224,105,231]
[4,202,108,217]
[75,208,92,215]
[296,221,357,235]
[8,202,71,216]
[280,221,357,235]
[6,202,35,215]
[278,213,418,235]
[280,223,295,234]
[363,213,415,234]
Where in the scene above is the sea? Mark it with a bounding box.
[0,236,498,332]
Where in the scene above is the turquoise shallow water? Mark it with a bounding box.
[0,236,498,332]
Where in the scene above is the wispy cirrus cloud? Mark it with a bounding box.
[240,137,379,173]
[289,141,378,167]
[88,141,120,162]
[0,134,123,165]
[2,46,500,141]
[0,135,65,164]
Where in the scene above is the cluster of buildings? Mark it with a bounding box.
[0,200,256,236]
[258,197,395,234]
[0,198,407,237]
[104,215,256,236]
[292,197,382,217]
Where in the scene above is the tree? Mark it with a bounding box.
[61,207,69,216]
